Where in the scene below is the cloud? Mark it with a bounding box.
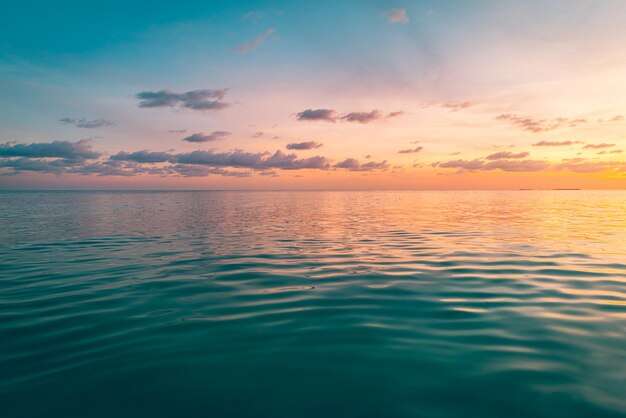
[597,149,623,155]
[610,115,624,122]
[173,149,331,171]
[242,11,265,21]
[398,146,423,154]
[59,117,114,129]
[443,102,471,112]
[485,151,530,160]
[383,8,409,24]
[482,159,549,172]
[252,132,264,138]
[237,28,276,53]
[296,109,337,122]
[532,140,581,146]
[110,150,171,163]
[286,141,323,150]
[341,110,383,124]
[496,114,585,133]
[170,165,251,178]
[435,159,485,171]
[182,131,232,143]
[136,89,229,111]
[296,108,404,123]
[583,143,615,149]
[0,139,101,160]
[435,157,549,173]
[0,157,68,175]
[554,159,626,173]
[3,141,394,178]
[334,158,389,171]
[168,129,187,133]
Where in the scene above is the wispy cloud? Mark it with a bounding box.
[286,141,323,150]
[341,110,383,124]
[532,140,581,146]
[59,117,115,129]
[583,143,614,149]
[181,131,232,143]
[485,151,529,160]
[237,28,276,53]
[496,114,586,133]
[136,89,229,111]
[383,8,409,24]
[434,158,549,173]
[242,11,265,21]
[443,102,471,112]
[398,146,423,154]
[296,109,404,123]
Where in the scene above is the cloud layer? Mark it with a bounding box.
[0,140,390,177]
[136,89,229,111]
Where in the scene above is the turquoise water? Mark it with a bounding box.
[1,190,625,418]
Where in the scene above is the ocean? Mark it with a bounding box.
[1,190,625,417]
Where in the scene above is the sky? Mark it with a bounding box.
[1,0,626,189]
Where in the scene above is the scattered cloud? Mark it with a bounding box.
[485,151,530,160]
[237,28,276,53]
[610,115,624,122]
[532,140,581,146]
[583,143,615,149]
[443,102,471,112]
[334,158,389,171]
[286,141,323,150]
[383,8,409,24]
[597,149,623,155]
[182,131,232,143]
[296,109,404,123]
[341,110,383,124]
[296,109,337,122]
[252,132,264,138]
[496,114,586,133]
[136,89,229,111]
[398,146,423,154]
[435,159,485,171]
[168,129,187,134]
[59,117,114,129]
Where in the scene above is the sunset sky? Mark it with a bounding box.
[1,0,626,189]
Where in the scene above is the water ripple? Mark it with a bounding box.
[1,191,626,418]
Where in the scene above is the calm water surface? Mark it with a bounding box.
[1,191,625,417]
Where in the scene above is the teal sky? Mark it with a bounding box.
[2,1,626,189]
